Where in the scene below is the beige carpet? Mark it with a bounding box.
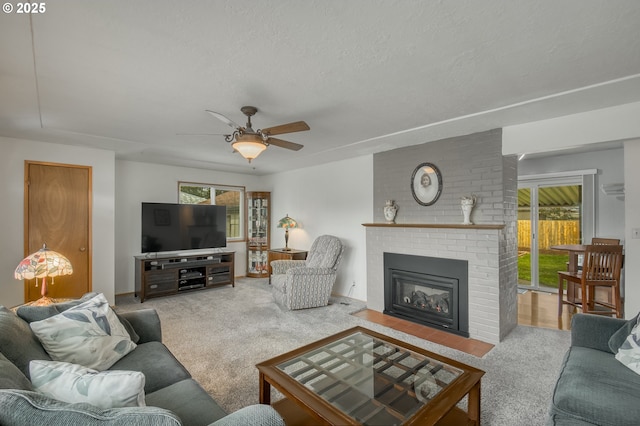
[116,277,570,425]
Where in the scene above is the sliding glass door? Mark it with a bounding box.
[518,178,585,292]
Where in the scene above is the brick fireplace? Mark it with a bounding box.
[366,129,518,344]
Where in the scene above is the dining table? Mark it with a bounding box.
[549,244,587,273]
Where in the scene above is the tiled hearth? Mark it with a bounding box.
[353,309,494,357]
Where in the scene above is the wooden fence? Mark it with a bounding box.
[518,220,580,251]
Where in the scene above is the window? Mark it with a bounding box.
[178,182,245,241]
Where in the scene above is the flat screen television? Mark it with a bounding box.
[141,202,227,253]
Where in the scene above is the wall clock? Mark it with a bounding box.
[411,163,442,206]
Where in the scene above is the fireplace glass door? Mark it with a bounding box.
[390,270,457,331]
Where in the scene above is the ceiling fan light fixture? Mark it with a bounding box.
[232,133,267,163]
[206,106,308,162]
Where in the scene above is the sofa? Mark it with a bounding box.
[547,313,640,425]
[0,295,284,426]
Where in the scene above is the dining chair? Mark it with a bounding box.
[591,238,621,306]
[591,237,621,245]
[558,244,623,318]
[564,237,622,306]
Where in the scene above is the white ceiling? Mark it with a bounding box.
[1,0,639,175]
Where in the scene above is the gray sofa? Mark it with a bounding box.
[547,313,640,425]
[0,299,283,426]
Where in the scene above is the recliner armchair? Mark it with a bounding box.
[271,235,344,310]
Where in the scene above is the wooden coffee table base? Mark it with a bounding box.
[257,327,483,426]
[270,395,479,426]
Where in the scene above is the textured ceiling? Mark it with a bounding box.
[1,1,639,174]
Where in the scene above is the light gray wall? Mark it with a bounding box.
[265,155,373,301]
[624,140,640,318]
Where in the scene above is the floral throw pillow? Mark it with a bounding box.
[30,360,145,408]
[615,315,640,375]
[29,293,136,370]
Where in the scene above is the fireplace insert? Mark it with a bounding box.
[384,253,469,337]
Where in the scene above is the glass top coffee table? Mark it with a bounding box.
[257,326,484,425]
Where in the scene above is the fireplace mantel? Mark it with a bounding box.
[362,223,505,230]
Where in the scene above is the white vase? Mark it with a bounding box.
[383,200,398,224]
[461,195,476,225]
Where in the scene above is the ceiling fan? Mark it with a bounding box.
[206,106,309,163]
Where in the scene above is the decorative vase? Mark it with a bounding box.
[383,200,398,224]
[461,195,476,225]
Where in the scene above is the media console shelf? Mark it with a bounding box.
[134,251,235,302]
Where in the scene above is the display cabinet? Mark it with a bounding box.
[246,192,270,277]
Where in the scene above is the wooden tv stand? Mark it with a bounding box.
[134,251,234,302]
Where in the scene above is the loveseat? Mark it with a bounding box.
[547,313,640,425]
[0,294,283,426]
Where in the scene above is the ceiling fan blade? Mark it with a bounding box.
[176,132,228,136]
[206,110,242,130]
[267,137,304,151]
[261,121,310,136]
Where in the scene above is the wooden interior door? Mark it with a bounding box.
[24,162,92,302]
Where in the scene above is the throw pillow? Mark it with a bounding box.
[609,312,640,353]
[17,297,140,344]
[615,315,640,375]
[29,293,136,370]
[29,360,145,409]
[16,292,98,323]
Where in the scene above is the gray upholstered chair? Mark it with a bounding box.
[271,235,344,310]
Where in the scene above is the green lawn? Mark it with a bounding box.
[518,252,569,289]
